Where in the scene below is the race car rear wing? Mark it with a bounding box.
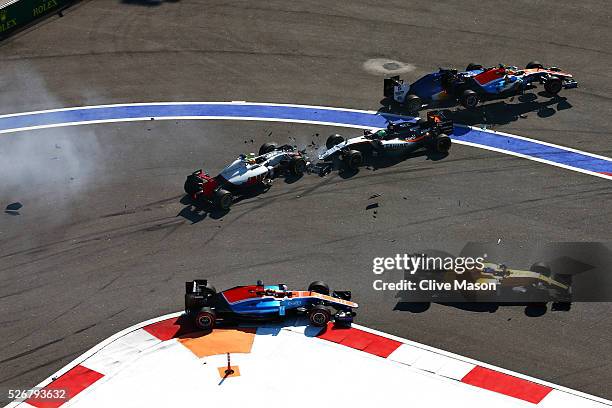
[186,279,209,294]
[427,111,454,135]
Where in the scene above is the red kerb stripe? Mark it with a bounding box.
[26,365,103,408]
[461,366,552,404]
[143,316,200,340]
[317,324,401,358]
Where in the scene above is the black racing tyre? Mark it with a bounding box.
[404,94,422,112]
[309,305,332,327]
[184,177,200,196]
[326,134,345,149]
[432,134,452,153]
[290,157,307,176]
[308,281,330,295]
[459,89,480,109]
[544,76,562,95]
[526,61,544,69]
[195,307,216,330]
[530,262,551,277]
[345,150,363,170]
[214,189,233,210]
[258,142,278,155]
[466,63,483,71]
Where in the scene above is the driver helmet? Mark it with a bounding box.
[246,152,256,164]
[375,130,387,139]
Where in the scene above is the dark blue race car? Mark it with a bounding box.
[384,61,578,111]
[184,279,358,330]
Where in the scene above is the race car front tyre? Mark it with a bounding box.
[459,90,480,109]
[308,281,330,295]
[345,150,363,170]
[326,134,345,149]
[184,178,200,196]
[526,61,544,69]
[259,142,278,155]
[432,134,452,153]
[214,189,233,211]
[290,158,307,176]
[309,305,332,327]
[530,262,551,277]
[544,77,562,95]
[404,94,422,112]
[466,63,483,71]
[195,307,216,330]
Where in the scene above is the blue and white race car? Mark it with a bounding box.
[184,280,358,330]
[384,61,578,111]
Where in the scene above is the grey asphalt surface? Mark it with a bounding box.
[1,0,611,404]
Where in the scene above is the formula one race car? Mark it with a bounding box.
[384,61,578,111]
[316,111,453,172]
[402,259,573,305]
[452,261,573,304]
[184,143,309,210]
[184,280,358,330]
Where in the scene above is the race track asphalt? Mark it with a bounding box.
[1,0,611,403]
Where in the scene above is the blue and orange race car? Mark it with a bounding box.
[184,280,358,330]
[384,61,578,111]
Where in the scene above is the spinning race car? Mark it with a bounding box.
[184,143,309,210]
[463,261,572,304]
[403,258,572,306]
[184,280,358,330]
[384,61,578,110]
[317,111,453,172]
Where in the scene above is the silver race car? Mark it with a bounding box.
[184,143,309,210]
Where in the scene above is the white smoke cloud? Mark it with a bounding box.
[0,63,103,211]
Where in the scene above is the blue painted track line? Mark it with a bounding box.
[0,102,610,179]
[0,103,394,130]
[453,126,612,175]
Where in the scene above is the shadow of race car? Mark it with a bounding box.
[315,111,453,173]
[185,279,358,330]
[384,61,577,111]
[184,143,309,210]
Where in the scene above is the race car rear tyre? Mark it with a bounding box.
[530,262,551,277]
[544,77,562,95]
[459,90,480,109]
[290,158,307,176]
[308,281,330,295]
[526,61,544,69]
[214,189,233,211]
[404,94,422,112]
[326,134,345,149]
[195,307,216,330]
[345,150,363,170]
[466,63,483,71]
[309,305,332,327]
[259,142,278,155]
[432,134,452,153]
